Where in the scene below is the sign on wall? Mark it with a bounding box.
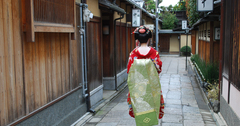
[182,20,188,30]
[215,28,220,40]
[132,9,141,27]
[197,0,213,12]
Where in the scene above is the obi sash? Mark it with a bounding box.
[127,59,161,126]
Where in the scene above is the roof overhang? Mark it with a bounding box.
[191,15,220,30]
[99,0,126,14]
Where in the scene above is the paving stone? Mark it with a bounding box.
[89,118,102,123]
[105,110,126,117]
[162,114,183,123]
[181,95,195,99]
[161,87,169,92]
[168,91,181,96]
[161,81,170,84]
[111,104,128,111]
[166,94,181,100]
[169,82,181,85]
[162,123,183,126]
[183,113,203,120]
[169,85,181,89]
[117,119,136,125]
[183,106,200,114]
[164,107,182,115]
[84,124,97,126]
[171,74,181,78]
[165,99,182,105]
[100,118,121,123]
[181,89,194,95]
[165,104,182,109]
[170,78,180,81]
[96,122,118,126]
[182,101,198,107]
[183,120,204,126]
[81,57,218,126]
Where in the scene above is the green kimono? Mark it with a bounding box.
[127,59,161,126]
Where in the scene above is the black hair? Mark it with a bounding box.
[134,26,152,43]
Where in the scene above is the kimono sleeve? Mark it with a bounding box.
[153,52,162,74]
[127,52,134,74]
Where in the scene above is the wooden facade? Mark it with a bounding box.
[191,31,196,54]
[220,0,240,125]
[116,22,128,73]
[22,0,76,42]
[222,0,240,90]
[86,16,102,92]
[0,0,83,125]
[101,15,135,78]
[0,0,157,125]
[159,34,170,52]
[196,22,220,63]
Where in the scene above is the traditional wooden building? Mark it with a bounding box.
[86,0,160,107]
[0,0,159,125]
[159,11,191,54]
[220,0,240,125]
[0,0,87,126]
[190,2,221,63]
[190,0,240,125]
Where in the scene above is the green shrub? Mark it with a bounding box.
[180,46,191,53]
[191,54,219,84]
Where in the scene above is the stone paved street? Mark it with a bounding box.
[83,56,217,126]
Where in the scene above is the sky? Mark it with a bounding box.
[157,0,180,7]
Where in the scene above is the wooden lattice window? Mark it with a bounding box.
[23,0,76,42]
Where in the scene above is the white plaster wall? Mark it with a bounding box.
[180,34,191,48]
[87,0,101,17]
[222,77,229,102]
[229,84,240,118]
[169,34,179,52]
[120,2,126,23]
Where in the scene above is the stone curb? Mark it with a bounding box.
[188,59,228,126]
[72,83,128,126]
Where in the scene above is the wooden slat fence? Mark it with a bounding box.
[116,22,128,73]
[23,32,72,113]
[33,0,74,24]
[0,0,25,124]
[86,17,102,92]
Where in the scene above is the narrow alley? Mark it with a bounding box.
[80,56,217,126]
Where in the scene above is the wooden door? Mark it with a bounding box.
[159,34,170,52]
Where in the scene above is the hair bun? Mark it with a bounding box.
[134,26,152,43]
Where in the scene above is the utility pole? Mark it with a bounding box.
[185,29,189,71]
[155,0,159,52]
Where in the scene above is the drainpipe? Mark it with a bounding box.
[79,3,95,113]
[114,14,124,90]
